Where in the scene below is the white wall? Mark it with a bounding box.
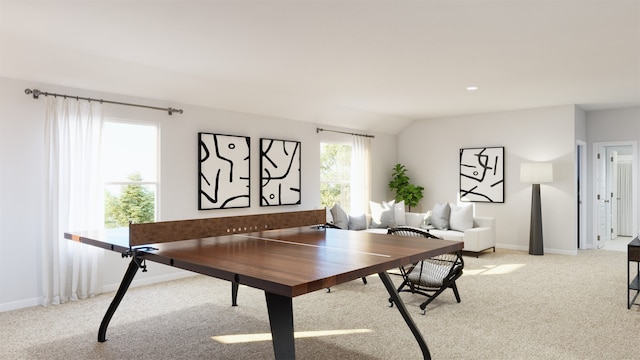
[586,107,640,244]
[0,77,397,311]
[397,105,578,255]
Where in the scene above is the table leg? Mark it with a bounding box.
[98,257,141,342]
[378,271,431,360]
[265,291,295,359]
[232,282,239,306]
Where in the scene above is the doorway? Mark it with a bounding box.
[592,141,638,250]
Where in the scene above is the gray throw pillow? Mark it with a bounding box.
[348,213,367,230]
[330,204,349,229]
[431,202,450,230]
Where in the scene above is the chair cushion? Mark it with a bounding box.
[407,261,448,287]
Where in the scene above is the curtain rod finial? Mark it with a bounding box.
[168,108,184,115]
[24,88,40,99]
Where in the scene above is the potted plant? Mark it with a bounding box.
[388,163,424,211]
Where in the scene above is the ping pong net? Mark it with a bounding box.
[128,209,327,246]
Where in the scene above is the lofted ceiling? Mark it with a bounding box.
[1,0,638,134]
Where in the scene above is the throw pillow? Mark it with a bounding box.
[449,203,474,231]
[326,207,334,225]
[369,200,397,229]
[330,204,349,229]
[394,200,406,226]
[348,213,367,230]
[430,202,450,230]
[416,211,432,229]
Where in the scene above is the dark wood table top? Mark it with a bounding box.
[66,226,463,298]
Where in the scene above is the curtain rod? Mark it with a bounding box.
[24,88,184,115]
[316,127,375,138]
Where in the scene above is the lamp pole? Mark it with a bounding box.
[529,183,544,255]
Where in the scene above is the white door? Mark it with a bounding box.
[610,150,619,239]
[596,146,608,248]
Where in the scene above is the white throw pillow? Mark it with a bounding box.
[394,200,406,226]
[369,200,397,228]
[449,203,474,231]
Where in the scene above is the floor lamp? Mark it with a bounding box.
[520,163,553,255]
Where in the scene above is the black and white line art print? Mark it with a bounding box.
[459,146,504,203]
[199,133,250,210]
[260,138,301,206]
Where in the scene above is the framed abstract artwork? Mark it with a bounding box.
[459,146,505,203]
[260,138,301,206]
[198,132,250,210]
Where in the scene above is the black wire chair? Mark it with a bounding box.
[387,226,464,314]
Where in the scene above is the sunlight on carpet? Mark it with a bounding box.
[463,263,526,275]
[211,329,373,344]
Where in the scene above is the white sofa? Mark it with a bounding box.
[327,205,496,257]
[383,212,495,257]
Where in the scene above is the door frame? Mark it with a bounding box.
[577,141,587,249]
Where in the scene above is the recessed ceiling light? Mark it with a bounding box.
[466,86,479,91]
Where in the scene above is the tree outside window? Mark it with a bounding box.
[105,172,155,228]
[320,143,352,213]
[102,121,158,228]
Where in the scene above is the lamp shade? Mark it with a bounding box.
[520,163,553,183]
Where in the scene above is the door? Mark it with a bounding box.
[610,150,619,239]
[593,141,638,250]
[596,146,608,248]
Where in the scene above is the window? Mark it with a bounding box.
[320,142,352,213]
[102,120,159,228]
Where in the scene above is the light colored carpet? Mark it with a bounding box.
[2,249,639,359]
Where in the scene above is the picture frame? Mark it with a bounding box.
[260,138,301,206]
[459,146,505,203]
[198,132,250,210]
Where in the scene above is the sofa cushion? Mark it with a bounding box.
[369,200,397,228]
[330,204,349,229]
[429,229,464,241]
[348,213,368,230]
[449,203,474,231]
[431,202,450,230]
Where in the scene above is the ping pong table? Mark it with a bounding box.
[64,209,463,359]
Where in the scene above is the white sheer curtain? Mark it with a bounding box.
[618,162,633,236]
[350,135,371,215]
[42,97,104,305]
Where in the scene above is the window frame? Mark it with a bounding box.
[102,118,161,224]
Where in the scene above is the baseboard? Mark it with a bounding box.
[495,243,527,252]
[495,243,578,256]
[0,272,197,313]
[0,297,41,313]
[102,271,197,293]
